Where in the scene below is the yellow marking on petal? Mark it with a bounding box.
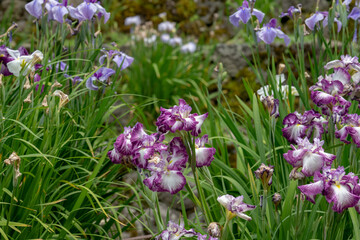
[20,59,27,69]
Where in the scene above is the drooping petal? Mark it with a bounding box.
[325,184,360,213]
[298,180,324,203]
[25,0,45,19]
[252,9,265,23]
[157,170,186,194]
[195,147,216,167]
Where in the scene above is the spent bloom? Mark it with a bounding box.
[217,194,256,221]
[282,110,328,144]
[229,0,265,27]
[4,152,22,184]
[156,99,208,136]
[298,166,360,213]
[256,19,290,46]
[283,137,336,177]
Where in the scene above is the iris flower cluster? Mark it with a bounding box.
[229,1,290,46]
[282,55,360,213]
[25,0,110,24]
[108,99,216,194]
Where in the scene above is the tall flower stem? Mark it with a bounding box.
[261,189,268,238]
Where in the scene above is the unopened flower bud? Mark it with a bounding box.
[208,222,221,238]
[272,193,282,209]
[262,95,279,118]
[255,163,274,190]
[289,167,306,180]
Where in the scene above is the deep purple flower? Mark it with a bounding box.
[156,99,208,136]
[335,113,360,147]
[298,166,360,213]
[25,0,44,19]
[99,50,134,70]
[282,110,328,144]
[217,194,256,221]
[86,67,115,90]
[195,135,216,167]
[284,138,335,177]
[256,19,290,46]
[229,0,265,27]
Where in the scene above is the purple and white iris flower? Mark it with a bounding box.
[229,0,265,27]
[68,0,110,24]
[257,74,299,101]
[99,50,134,70]
[310,71,352,120]
[180,42,197,53]
[335,113,360,147]
[86,67,115,90]
[298,166,360,213]
[256,19,290,46]
[0,45,29,76]
[143,137,188,194]
[25,0,45,19]
[282,110,328,144]
[305,11,342,33]
[156,221,216,240]
[324,55,360,71]
[5,48,43,77]
[284,137,336,177]
[195,135,216,167]
[156,99,208,136]
[217,194,256,221]
[158,21,176,32]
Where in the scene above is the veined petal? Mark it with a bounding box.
[191,113,208,136]
[257,27,277,45]
[282,124,307,144]
[324,60,344,70]
[217,194,234,210]
[252,9,265,23]
[347,126,360,147]
[302,153,325,176]
[298,180,324,203]
[25,0,44,19]
[158,170,186,194]
[78,2,97,20]
[195,147,216,167]
[305,12,325,31]
[325,184,360,213]
[310,91,334,106]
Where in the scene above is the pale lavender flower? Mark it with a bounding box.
[284,137,335,177]
[68,0,110,23]
[217,194,256,221]
[160,34,171,43]
[46,0,69,23]
[229,0,265,27]
[305,11,342,32]
[256,19,290,46]
[180,42,196,53]
[25,0,45,19]
[280,6,300,19]
[86,67,115,90]
[124,15,141,26]
[299,166,360,213]
[348,6,360,21]
[158,21,176,32]
[99,50,134,70]
[168,37,182,47]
